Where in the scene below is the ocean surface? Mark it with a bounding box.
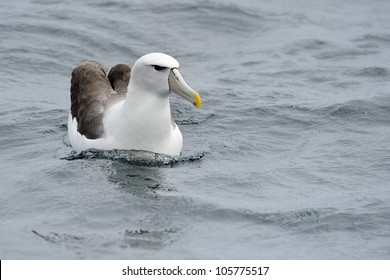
[1,0,390,259]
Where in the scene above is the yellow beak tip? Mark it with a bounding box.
[194,92,201,108]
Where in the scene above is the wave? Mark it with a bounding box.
[344,67,390,79]
[32,227,179,251]
[353,33,390,44]
[203,206,390,234]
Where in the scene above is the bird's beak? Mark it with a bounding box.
[169,68,201,108]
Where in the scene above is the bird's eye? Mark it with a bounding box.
[152,65,166,71]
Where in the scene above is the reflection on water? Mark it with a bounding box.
[108,159,166,198]
[63,148,205,197]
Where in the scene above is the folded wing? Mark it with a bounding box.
[70,61,131,139]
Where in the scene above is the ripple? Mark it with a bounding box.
[90,1,129,9]
[315,48,378,60]
[353,33,390,44]
[320,100,390,122]
[203,207,390,235]
[62,149,205,167]
[32,228,179,251]
[176,113,215,125]
[123,228,179,250]
[297,39,331,50]
[32,230,85,244]
[205,208,321,228]
[344,67,390,79]
[287,39,332,55]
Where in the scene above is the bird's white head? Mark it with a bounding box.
[129,53,201,108]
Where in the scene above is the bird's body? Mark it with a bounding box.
[68,53,201,156]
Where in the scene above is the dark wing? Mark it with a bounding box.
[70,61,111,139]
[70,61,131,139]
[106,64,131,108]
[108,64,131,95]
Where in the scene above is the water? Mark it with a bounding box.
[1,0,390,259]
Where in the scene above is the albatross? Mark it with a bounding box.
[68,53,201,156]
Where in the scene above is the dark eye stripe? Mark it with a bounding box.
[152,65,167,71]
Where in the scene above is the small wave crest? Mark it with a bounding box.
[62,149,205,167]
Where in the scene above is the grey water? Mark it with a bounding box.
[1,0,390,259]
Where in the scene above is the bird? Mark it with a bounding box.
[68,53,201,156]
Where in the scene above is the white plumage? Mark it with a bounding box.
[68,53,201,156]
